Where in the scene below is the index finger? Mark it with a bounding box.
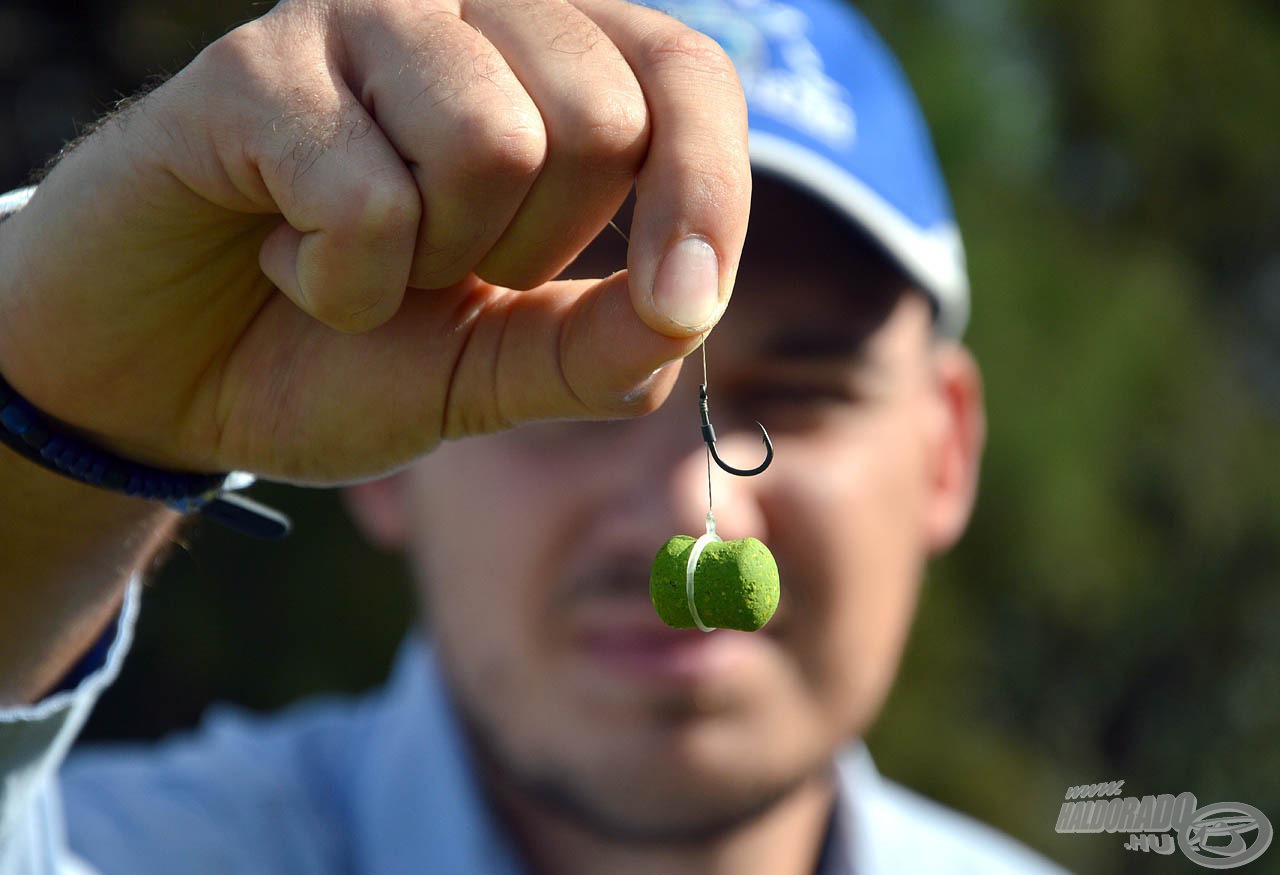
[570,0,750,338]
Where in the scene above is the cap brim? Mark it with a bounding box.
[749,131,969,337]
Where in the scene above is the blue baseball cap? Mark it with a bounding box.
[648,0,970,336]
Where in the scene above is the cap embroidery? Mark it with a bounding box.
[652,0,857,149]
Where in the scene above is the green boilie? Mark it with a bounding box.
[649,536,780,632]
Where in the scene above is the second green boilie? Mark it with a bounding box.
[649,535,780,632]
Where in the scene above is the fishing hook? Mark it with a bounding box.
[698,384,773,476]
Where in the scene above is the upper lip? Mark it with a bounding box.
[568,597,693,638]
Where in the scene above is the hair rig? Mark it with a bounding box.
[649,340,780,632]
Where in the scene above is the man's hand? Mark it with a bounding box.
[0,0,749,483]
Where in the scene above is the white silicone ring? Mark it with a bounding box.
[686,527,722,633]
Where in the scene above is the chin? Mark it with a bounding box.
[504,740,832,844]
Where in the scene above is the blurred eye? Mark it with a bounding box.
[754,385,849,405]
[733,383,857,425]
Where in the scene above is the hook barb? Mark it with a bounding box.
[698,384,773,477]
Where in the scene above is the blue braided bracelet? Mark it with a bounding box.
[0,371,290,539]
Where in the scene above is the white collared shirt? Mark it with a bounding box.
[0,581,1067,874]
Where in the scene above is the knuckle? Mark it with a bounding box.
[190,24,274,117]
[195,21,291,106]
[197,22,262,77]
[456,105,547,183]
[555,89,648,165]
[345,170,421,244]
[546,4,607,56]
[638,25,736,81]
[691,157,751,210]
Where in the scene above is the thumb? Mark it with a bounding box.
[445,271,706,436]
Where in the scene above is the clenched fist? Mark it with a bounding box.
[0,0,749,484]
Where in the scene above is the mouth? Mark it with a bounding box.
[568,598,778,687]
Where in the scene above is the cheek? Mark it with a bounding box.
[760,411,931,736]
[400,439,577,715]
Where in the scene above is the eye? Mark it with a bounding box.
[725,383,858,430]
[748,384,854,409]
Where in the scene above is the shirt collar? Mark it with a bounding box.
[348,633,525,875]
[824,745,885,875]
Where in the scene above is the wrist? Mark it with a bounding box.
[0,444,170,705]
[0,368,289,539]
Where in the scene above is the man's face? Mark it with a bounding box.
[349,176,983,838]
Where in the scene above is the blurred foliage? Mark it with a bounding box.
[2,0,1277,871]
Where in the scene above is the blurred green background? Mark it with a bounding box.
[2,0,1277,871]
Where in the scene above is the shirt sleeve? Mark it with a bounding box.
[0,579,141,875]
[0,184,134,874]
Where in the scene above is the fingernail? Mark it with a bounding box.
[652,236,721,330]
